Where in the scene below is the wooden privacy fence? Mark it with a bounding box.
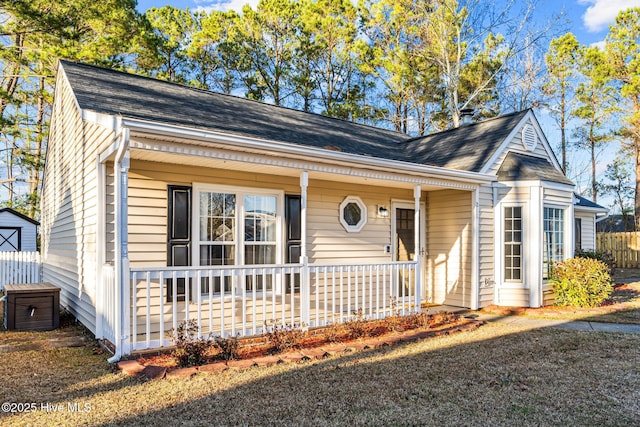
[0,251,41,290]
[596,232,640,269]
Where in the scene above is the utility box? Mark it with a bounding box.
[3,283,60,331]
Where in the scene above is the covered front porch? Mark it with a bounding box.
[95,122,491,356]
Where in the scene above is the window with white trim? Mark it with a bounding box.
[195,185,282,295]
[504,206,523,282]
[543,207,564,279]
[339,196,367,232]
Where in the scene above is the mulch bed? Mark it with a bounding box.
[118,315,484,380]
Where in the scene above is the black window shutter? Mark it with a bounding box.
[167,185,191,302]
[285,195,301,292]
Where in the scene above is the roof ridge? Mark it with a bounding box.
[403,109,530,143]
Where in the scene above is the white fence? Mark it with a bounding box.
[0,251,41,290]
[128,261,417,351]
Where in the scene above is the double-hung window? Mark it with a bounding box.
[195,184,282,296]
[543,207,564,279]
[504,206,523,282]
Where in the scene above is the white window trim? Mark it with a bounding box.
[339,196,367,232]
[501,203,526,286]
[192,182,284,298]
[542,203,569,281]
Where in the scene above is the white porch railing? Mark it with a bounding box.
[0,251,41,290]
[128,261,417,352]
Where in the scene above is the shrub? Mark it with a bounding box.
[168,319,213,367]
[213,335,240,361]
[264,320,305,353]
[574,249,616,270]
[550,257,613,308]
[344,309,371,339]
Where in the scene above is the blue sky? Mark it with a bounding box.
[136,0,640,47]
[134,0,640,205]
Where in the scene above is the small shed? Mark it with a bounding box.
[0,208,39,252]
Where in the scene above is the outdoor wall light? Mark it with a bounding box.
[377,205,389,218]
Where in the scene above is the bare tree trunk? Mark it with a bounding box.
[635,136,640,232]
[30,74,45,218]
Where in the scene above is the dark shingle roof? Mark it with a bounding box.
[60,60,409,160]
[59,60,549,175]
[0,208,39,225]
[403,110,529,172]
[575,194,606,210]
[497,152,573,185]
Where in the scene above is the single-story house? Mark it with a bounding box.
[0,207,39,252]
[41,60,606,359]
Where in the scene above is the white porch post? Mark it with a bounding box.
[111,129,131,360]
[300,171,310,325]
[529,185,543,308]
[414,185,421,311]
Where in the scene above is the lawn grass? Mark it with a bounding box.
[482,280,640,325]
[1,321,638,426]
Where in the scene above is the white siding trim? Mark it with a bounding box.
[480,111,563,175]
[123,119,495,185]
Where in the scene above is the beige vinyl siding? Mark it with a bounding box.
[426,189,472,307]
[125,159,412,268]
[41,74,116,334]
[496,185,530,201]
[307,181,411,264]
[124,160,414,337]
[478,184,495,307]
[543,187,573,205]
[542,284,555,306]
[497,287,529,307]
[575,211,596,250]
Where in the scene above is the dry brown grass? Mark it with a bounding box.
[1,320,639,426]
[483,280,640,324]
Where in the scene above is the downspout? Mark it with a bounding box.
[108,128,130,363]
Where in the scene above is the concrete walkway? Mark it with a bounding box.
[471,313,640,334]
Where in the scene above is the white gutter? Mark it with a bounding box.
[119,117,496,185]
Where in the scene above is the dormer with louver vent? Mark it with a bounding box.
[521,124,538,152]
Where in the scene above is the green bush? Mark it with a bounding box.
[550,257,613,308]
[574,249,616,270]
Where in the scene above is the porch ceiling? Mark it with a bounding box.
[128,136,475,191]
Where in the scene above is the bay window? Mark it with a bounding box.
[543,207,564,279]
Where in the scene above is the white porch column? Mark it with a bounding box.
[300,171,310,325]
[529,185,543,308]
[111,129,131,360]
[414,185,421,311]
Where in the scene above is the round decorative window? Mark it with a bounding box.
[339,196,367,232]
